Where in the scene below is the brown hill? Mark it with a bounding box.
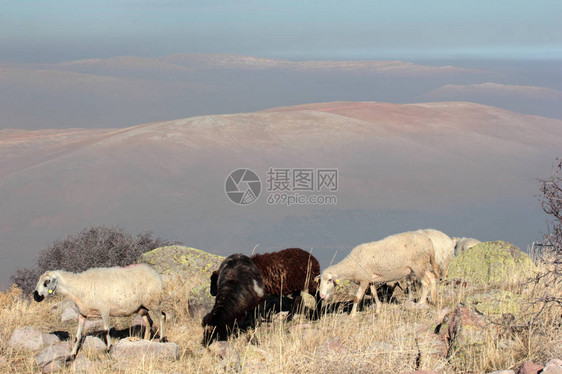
[1,101,560,289]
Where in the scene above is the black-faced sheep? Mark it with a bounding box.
[316,231,439,316]
[33,264,166,358]
[202,254,264,345]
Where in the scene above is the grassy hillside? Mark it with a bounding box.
[0,244,560,373]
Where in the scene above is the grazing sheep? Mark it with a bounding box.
[250,248,320,296]
[33,264,166,358]
[250,248,321,319]
[202,254,264,345]
[419,229,456,279]
[316,231,439,316]
[454,237,481,256]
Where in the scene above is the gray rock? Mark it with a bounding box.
[110,338,179,361]
[188,282,214,318]
[72,356,98,374]
[35,345,70,372]
[8,327,60,351]
[543,358,562,374]
[82,336,107,352]
[51,300,77,313]
[84,319,104,333]
[518,361,543,374]
[61,306,79,322]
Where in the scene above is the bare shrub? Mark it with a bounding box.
[10,225,178,294]
[534,158,562,314]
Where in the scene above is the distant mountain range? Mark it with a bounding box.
[1,101,560,289]
[0,53,509,130]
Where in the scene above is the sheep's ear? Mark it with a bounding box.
[314,275,320,283]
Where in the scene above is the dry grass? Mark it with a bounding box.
[0,268,560,374]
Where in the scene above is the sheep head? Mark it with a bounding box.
[316,272,339,300]
[33,271,59,302]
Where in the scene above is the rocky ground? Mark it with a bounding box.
[1,242,560,373]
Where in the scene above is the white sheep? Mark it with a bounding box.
[316,231,439,316]
[33,264,166,358]
[419,229,456,279]
[454,237,481,256]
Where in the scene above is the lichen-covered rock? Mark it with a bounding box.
[448,241,537,286]
[140,245,224,278]
[188,282,214,318]
[466,289,522,316]
[140,245,224,319]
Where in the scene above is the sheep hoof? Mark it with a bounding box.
[66,354,77,363]
[159,337,168,343]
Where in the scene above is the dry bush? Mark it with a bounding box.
[10,226,178,295]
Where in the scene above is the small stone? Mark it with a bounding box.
[41,360,64,373]
[82,336,107,352]
[8,327,60,351]
[486,370,516,374]
[0,355,7,366]
[61,307,79,322]
[51,300,78,313]
[84,319,104,333]
[35,345,70,371]
[518,361,544,374]
[542,358,562,374]
[110,338,179,361]
[72,356,98,374]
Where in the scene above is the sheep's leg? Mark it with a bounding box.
[101,313,112,352]
[351,281,368,316]
[368,283,382,312]
[418,271,437,305]
[70,314,86,358]
[428,271,437,304]
[157,310,166,342]
[140,311,153,340]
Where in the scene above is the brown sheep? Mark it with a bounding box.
[250,247,320,297]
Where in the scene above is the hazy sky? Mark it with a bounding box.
[2,0,561,63]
